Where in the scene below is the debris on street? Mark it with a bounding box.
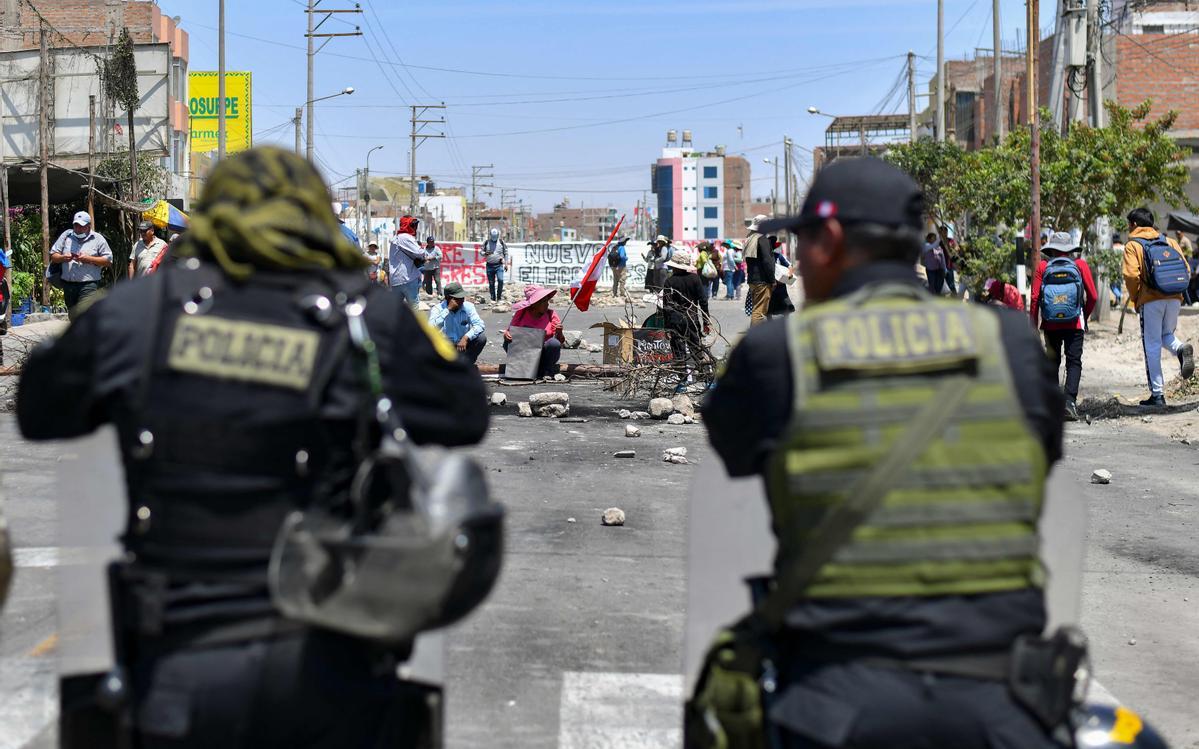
[490,393,508,406]
[1091,469,1112,484]
[601,508,626,526]
[649,398,674,419]
[613,450,636,458]
[625,425,641,438]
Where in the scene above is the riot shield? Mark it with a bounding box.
[55,426,446,742]
[684,463,1087,693]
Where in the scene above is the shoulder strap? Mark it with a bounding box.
[756,373,973,632]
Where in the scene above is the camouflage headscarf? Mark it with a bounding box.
[175,146,367,280]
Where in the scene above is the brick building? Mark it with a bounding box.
[0,0,191,201]
[530,200,619,242]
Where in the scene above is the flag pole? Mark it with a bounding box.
[560,214,625,326]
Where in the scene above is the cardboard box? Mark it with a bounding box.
[589,322,674,365]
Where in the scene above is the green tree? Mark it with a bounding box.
[884,138,967,227]
[103,28,140,204]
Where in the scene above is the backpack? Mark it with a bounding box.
[1139,236,1190,294]
[1040,257,1084,323]
[701,253,718,279]
[607,244,623,268]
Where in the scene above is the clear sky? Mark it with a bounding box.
[162,0,1055,214]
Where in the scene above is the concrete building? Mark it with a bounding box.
[651,140,751,241]
[0,0,191,204]
[530,198,618,242]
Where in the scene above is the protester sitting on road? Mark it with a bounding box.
[503,285,565,379]
[422,236,443,296]
[429,282,486,364]
[1030,233,1098,421]
[49,210,112,320]
[720,239,742,299]
[1122,207,1194,407]
[984,278,1025,312]
[662,249,710,392]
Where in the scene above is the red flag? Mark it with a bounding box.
[569,215,624,312]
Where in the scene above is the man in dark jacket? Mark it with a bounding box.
[662,248,710,392]
[19,147,490,748]
[698,158,1063,748]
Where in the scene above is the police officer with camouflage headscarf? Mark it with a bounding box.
[18,147,490,747]
[692,158,1066,748]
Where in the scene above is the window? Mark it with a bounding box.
[703,186,718,199]
[704,227,719,239]
[703,166,718,179]
[703,206,718,219]
[1141,24,1164,34]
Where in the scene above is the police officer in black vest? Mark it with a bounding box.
[18,147,491,748]
[692,158,1070,748]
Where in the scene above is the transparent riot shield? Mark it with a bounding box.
[56,425,445,741]
[684,463,1088,694]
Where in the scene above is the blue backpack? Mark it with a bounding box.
[1140,235,1190,294]
[1040,256,1084,322]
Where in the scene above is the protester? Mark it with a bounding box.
[744,215,776,326]
[49,211,112,320]
[1123,207,1195,407]
[1175,229,1194,259]
[984,278,1025,312]
[429,281,487,364]
[661,249,710,392]
[388,215,425,305]
[734,244,747,299]
[720,239,742,299]
[608,236,629,297]
[1030,233,1098,421]
[482,228,509,302]
[941,226,959,295]
[503,285,565,379]
[422,235,443,296]
[365,242,383,284]
[644,235,672,292]
[921,231,947,293]
[695,241,720,300]
[768,248,796,318]
[128,220,168,279]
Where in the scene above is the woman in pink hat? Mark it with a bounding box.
[502,285,566,378]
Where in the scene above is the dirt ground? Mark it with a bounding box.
[1072,306,1199,441]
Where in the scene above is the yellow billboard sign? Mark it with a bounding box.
[188,71,252,154]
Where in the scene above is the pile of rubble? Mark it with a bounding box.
[617,394,698,425]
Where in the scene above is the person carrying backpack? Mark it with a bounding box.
[607,236,629,298]
[1122,207,1195,408]
[1030,232,1098,421]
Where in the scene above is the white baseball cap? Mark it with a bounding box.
[72,211,91,226]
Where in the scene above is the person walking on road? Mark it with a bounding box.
[50,211,112,320]
[129,221,168,279]
[1122,207,1195,407]
[1030,232,1098,421]
[482,228,509,302]
[645,235,672,292]
[17,146,494,748]
[422,235,443,296]
[694,157,1066,749]
[429,281,487,363]
[608,236,629,298]
[720,239,742,299]
[744,214,776,326]
[389,214,426,305]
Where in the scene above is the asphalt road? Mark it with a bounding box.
[2,290,1198,748]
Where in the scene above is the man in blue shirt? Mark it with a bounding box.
[608,236,629,298]
[427,281,487,363]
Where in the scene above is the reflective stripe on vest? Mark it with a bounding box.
[767,283,1047,598]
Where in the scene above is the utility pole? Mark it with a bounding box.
[294,107,302,154]
[88,96,96,220]
[936,0,945,142]
[907,51,918,143]
[993,0,1003,142]
[365,144,382,246]
[409,104,445,217]
[1027,0,1042,271]
[217,0,226,160]
[782,136,792,216]
[0,76,9,327]
[1087,0,1104,128]
[470,164,494,241]
[304,0,361,162]
[38,23,50,303]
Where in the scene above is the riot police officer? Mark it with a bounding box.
[18,147,492,748]
[694,158,1067,748]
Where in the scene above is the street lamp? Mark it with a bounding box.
[364,144,383,242]
[807,106,835,118]
[808,105,866,156]
[763,157,779,217]
[296,87,355,157]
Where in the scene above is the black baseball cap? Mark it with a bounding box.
[758,157,924,234]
